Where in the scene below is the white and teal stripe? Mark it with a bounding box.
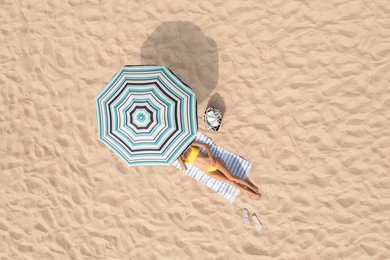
[96,65,198,166]
[171,132,253,203]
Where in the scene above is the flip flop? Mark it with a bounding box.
[242,209,250,225]
[252,214,262,230]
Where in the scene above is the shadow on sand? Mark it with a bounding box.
[141,21,219,104]
[206,92,226,118]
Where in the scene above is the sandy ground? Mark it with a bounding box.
[1,0,390,259]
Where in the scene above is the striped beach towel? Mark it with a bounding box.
[171,132,253,203]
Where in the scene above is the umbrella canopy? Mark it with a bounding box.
[96,65,198,166]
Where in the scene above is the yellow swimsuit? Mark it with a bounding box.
[184,147,218,173]
[184,147,199,164]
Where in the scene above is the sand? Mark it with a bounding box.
[1,0,390,259]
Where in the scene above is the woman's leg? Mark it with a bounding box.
[207,169,261,199]
[213,158,259,194]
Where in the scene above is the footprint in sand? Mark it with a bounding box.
[279,149,302,171]
[56,53,67,68]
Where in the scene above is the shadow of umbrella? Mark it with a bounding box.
[141,21,219,104]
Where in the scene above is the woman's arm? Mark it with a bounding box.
[178,156,187,171]
[192,142,213,158]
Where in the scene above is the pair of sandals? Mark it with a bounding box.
[243,209,262,230]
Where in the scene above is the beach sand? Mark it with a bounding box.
[1,0,390,259]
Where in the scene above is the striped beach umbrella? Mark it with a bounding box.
[96,65,198,166]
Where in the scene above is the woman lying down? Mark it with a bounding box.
[178,142,262,200]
